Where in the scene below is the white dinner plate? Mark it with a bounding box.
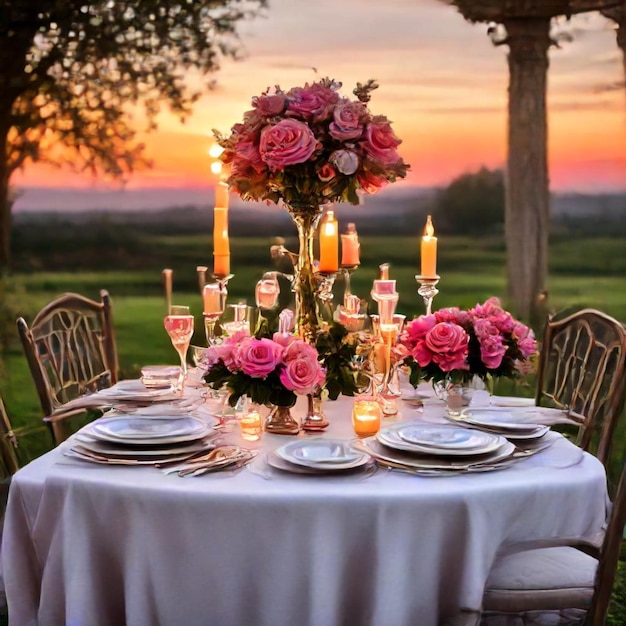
[457,408,542,432]
[74,433,217,457]
[276,439,367,470]
[394,423,493,450]
[86,417,212,445]
[97,379,175,399]
[357,437,516,471]
[267,450,371,474]
[377,426,506,457]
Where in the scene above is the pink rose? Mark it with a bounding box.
[473,319,499,340]
[402,315,437,350]
[434,308,469,326]
[329,149,359,175]
[253,93,287,116]
[518,336,537,359]
[362,119,401,166]
[479,335,506,370]
[206,343,237,370]
[279,357,326,395]
[234,337,283,378]
[286,83,339,121]
[259,119,318,170]
[329,100,366,140]
[283,339,319,363]
[425,322,469,372]
[412,340,434,368]
[317,163,336,182]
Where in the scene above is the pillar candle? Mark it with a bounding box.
[420,215,438,278]
[213,254,230,277]
[318,208,338,273]
[213,197,230,276]
[340,222,360,266]
[215,181,229,209]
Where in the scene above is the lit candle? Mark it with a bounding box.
[203,283,223,316]
[340,222,360,266]
[238,405,262,441]
[162,268,173,314]
[420,215,437,278]
[318,208,338,273]
[352,395,382,438]
[213,198,230,276]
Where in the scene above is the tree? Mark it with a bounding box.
[0,0,266,269]
[434,166,505,234]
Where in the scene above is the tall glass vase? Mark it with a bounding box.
[286,203,324,345]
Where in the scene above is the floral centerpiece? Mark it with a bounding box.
[213,77,409,207]
[399,298,537,388]
[213,77,409,343]
[204,330,325,409]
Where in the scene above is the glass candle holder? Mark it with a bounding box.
[352,395,382,438]
[237,404,263,442]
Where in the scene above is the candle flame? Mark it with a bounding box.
[424,215,435,238]
[210,161,222,175]
[209,144,224,158]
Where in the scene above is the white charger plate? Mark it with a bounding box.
[74,433,217,457]
[276,439,366,470]
[358,437,516,471]
[490,396,535,408]
[377,426,506,457]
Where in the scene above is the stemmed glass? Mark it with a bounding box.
[163,305,195,390]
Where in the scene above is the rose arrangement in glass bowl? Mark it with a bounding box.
[399,297,538,387]
[213,77,409,207]
[204,330,326,408]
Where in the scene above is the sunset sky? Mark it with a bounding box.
[13,0,626,195]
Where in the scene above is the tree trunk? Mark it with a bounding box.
[0,126,11,272]
[504,18,551,326]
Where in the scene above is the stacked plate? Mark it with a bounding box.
[268,439,371,474]
[449,407,550,441]
[68,414,218,465]
[356,422,517,475]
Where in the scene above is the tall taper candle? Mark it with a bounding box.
[162,268,173,314]
[319,208,338,273]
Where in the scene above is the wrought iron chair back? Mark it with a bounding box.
[16,290,118,443]
[535,308,626,467]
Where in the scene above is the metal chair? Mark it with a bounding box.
[535,308,626,468]
[480,461,626,625]
[17,290,118,444]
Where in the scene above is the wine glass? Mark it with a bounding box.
[163,305,195,390]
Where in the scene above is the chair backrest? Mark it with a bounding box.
[586,462,626,624]
[535,308,626,467]
[16,290,118,421]
[0,394,19,479]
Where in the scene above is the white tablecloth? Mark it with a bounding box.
[2,389,609,626]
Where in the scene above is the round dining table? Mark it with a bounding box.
[1,383,609,626]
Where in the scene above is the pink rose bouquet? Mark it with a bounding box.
[214,77,409,207]
[399,297,537,386]
[204,332,326,408]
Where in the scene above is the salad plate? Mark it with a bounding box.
[275,439,367,470]
[456,408,542,432]
[267,450,371,474]
[394,424,494,450]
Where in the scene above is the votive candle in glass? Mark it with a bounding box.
[352,395,382,438]
[239,405,263,441]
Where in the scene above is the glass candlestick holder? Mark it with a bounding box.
[339,265,359,302]
[415,274,440,316]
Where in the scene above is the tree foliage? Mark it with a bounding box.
[0,0,266,267]
[433,166,505,235]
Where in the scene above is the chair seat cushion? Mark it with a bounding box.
[483,546,597,612]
